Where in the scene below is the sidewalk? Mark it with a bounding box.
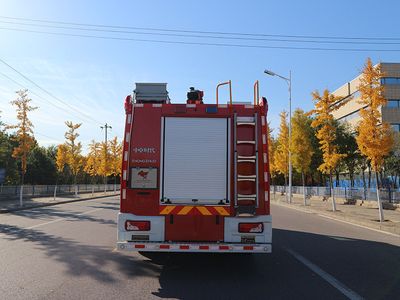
[271,193,400,236]
[0,191,120,213]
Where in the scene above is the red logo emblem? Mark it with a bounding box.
[138,170,149,179]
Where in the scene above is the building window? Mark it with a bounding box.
[334,90,360,107]
[387,100,400,108]
[338,109,360,123]
[391,124,400,132]
[381,77,400,85]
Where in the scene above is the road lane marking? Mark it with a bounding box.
[328,236,355,241]
[285,248,363,300]
[0,208,104,236]
[272,202,400,238]
[26,208,103,229]
[25,208,104,230]
[0,208,105,238]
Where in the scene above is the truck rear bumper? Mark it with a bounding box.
[116,241,271,253]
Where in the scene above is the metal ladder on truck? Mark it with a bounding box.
[234,113,259,216]
[215,79,264,216]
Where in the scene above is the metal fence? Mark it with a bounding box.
[0,184,120,200]
[271,185,400,203]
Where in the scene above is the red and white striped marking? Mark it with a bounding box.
[259,98,270,204]
[117,242,271,253]
[121,95,133,201]
[130,103,260,109]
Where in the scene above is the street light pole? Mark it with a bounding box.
[288,71,292,204]
[264,69,292,204]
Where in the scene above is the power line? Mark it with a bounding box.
[1,71,124,144]
[0,70,100,125]
[1,70,79,116]
[0,71,99,144]
[0,57,104,125]
[1,26,399,52]
[1,15,399,41]
[1,19,400,45]
[34,131,61,142]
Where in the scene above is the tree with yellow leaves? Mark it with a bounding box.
[291,109,314,205]
[109,137,122,189]
[84,140,101,179]
[356,58,394,222]
[275,111,289,201]
[63,121,83,196]
[267,125,279,198]
[56,144,68,174]
[98,141,111,193]
[267,125,277,180]
[7,89,38,206]
[309,89,349,211]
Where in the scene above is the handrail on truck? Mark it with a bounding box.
[216,80,232,105]
[253,80,259,106]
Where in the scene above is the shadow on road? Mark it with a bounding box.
[7,204,117,226]
[145,229,400,300]
[1,207,399,299]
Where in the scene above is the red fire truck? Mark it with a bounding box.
[117,81,272,253]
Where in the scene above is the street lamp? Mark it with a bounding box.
[264,69,292,204]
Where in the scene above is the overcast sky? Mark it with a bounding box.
[1,0,399,151]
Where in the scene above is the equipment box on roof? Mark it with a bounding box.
[134,83,169,103]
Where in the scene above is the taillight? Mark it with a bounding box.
[125,220,150,231]
[238,222,263,233]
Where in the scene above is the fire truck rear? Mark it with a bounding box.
[117,81,272,253]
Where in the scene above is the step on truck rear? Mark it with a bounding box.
[117,81,272,253]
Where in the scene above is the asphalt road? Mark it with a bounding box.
[0,196,399,300]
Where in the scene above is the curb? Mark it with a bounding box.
[0,194,120,214]
[271,199,400,237]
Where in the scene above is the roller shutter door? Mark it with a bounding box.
[162,117,229,204]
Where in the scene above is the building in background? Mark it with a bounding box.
[332,63,400,132]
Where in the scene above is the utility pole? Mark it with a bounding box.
[101,123,112,193]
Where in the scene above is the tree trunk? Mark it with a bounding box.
[375,171,384,222]
[362,168,367,200]
[74,175,78,197]
[349,167,354,187]
[54,176,59,201]
[19,172,25,207]
[335,170,340,187]
[330,171,336,212]
[311,173,315,186]
[284,174,288,202]
[53,185,57,201]
[302,172,306,206]
[368,167,371,188]
[271,177,276,200]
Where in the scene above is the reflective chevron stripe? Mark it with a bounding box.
[159,205,230,216]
